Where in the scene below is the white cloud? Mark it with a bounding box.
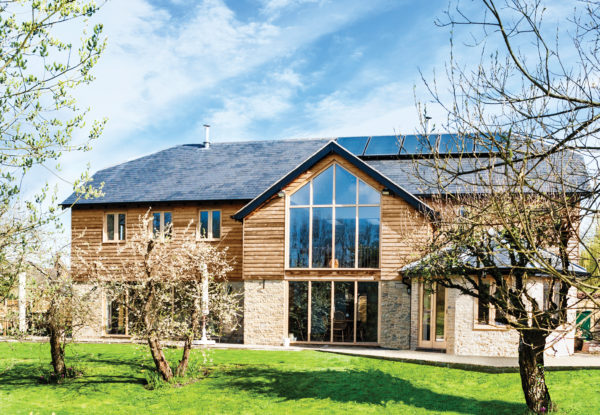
[45,0,394,197]
[259,0,322,20]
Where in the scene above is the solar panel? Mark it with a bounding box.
[336,136,370,156]
[399,135,439,154]
[474,134,502,153]
[363,135,401,156]
[438,134,476,154]
[346,133,503,157]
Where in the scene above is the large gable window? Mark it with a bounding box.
[288,164,380,269]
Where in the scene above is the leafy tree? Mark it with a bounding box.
[0,0,106,300]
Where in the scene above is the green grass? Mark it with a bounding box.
[0,342,598,414]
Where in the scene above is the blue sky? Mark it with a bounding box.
[36,0,572,228]
[49,0,452,201]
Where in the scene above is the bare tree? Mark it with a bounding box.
[79,213,240,382]
[407,0,600,412]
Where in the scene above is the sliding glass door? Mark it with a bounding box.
[288,281,378,344]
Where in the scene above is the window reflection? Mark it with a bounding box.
[288,282,308,341]
[358,206,380,268]
[291,183,310,206]
[335,166,356,204]
[359,180,380,204]
[289,208,309,268]
[357,282,378,342]
[310,282,331,342]
[288,164,380,269]
[312,207,332,267]
[312,165,333,205]
[335,207,355,268]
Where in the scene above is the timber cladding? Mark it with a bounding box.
[241,153,434,281]
[70,202,245,281]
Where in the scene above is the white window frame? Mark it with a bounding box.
[103,212,127,242]
[286,162,381,269]
[150,211,173,239]
[198,209,221,240]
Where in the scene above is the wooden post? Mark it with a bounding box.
[18,272,26,333]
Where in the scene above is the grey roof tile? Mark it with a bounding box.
[61,137,588,207]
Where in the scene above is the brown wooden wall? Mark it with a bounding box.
[71,202,245,280]
[241,153,433,281]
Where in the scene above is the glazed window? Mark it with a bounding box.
[105,213,126,242]
[475,278,508,327]
[199,210,221,240]
[152,212,172,238]
[288,164,380,269]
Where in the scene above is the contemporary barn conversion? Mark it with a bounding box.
[62,134,585,357]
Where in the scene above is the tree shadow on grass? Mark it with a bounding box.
[219,366,526,415]
[0,362,145,388]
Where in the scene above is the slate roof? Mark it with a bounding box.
[61,136,588,211]
[61,138,331,206]
[401,243,589,277]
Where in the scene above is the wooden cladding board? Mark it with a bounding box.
[241,153,434,281]
[242,195,285,280]
[380,194,432,280]
[71,202,245,280]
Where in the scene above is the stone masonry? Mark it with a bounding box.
[243,280,286,345]
[73,283,104,339]
[380,281,411,348]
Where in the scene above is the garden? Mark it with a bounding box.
[1,342,599,414]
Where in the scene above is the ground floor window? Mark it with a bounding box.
[106,291,142,336]
[106,295,128,335]
[288,280,378,343]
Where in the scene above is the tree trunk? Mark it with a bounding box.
[518,330,552,413]
[147,334,173,381]
[176,307,199,377]
[49,327,66,378]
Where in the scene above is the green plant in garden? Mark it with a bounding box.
[0,0,106,301]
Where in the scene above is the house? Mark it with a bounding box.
[61,134,586,357]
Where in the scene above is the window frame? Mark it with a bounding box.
[198,209,222,241]
[286,162,382,270]
[286,280,381,344]
[150,211,173,239]
[105,293,130,337]
[473,277,510,330]
[103,212,127,243]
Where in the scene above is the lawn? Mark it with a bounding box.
[0,342,598,414]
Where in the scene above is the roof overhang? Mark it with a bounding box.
[232,140,439,221]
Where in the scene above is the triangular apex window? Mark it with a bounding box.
[288,164,380,269]
[290,165,380,206]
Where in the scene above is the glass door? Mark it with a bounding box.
[418,282,446,349]
[288,281,379,344]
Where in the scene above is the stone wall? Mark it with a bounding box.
[73,283,104,339]
[379,281,411,348]
[243,280,285,345]
[450,290,519,356]
[409,279,420,350]
[215,281,244,344]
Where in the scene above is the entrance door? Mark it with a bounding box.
[418,282,447,349]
